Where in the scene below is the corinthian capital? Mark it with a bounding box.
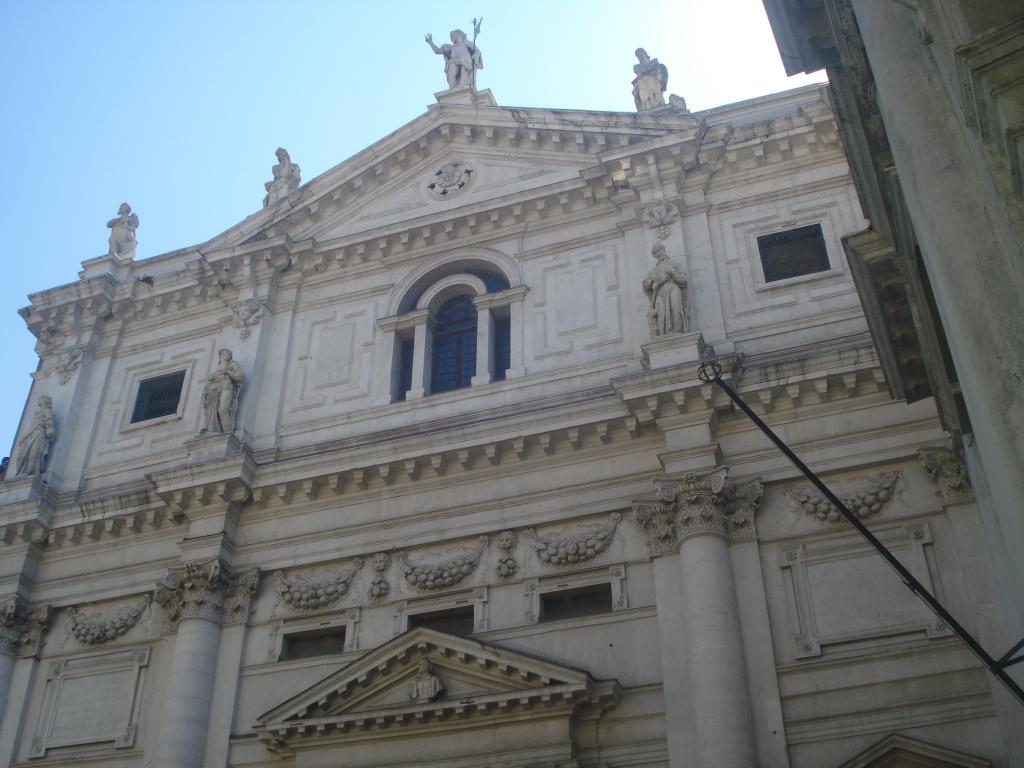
[632,468,764,554]
[155,558,247,626]
[0,594,51,657]
[918,446,971,504]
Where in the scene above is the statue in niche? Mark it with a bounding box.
[643,243,688,336]
[15,396,55,478]
[425,20,483,90]
[199,349,244,435]
[407,659,444,703]
[106,203,139,259]
[632,48,668,112]
[263,148,301,207]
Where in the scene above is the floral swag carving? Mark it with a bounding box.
[69,595,151,645]
[155,559,260,626]
[400,537,488,591]
[786,472,899,524]
[276,560,362,611]
[632,468,763,554]
[523,514,621,567]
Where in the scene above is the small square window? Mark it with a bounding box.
[130,371,186,423]
[280,626,347,660]
[540,583,613,622]
[757,224,831,282]
[407,606,475,636]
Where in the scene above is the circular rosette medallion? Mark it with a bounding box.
[426,162,474,198]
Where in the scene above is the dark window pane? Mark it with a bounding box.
[468,270,510,293]
[396,338,414,401]
[130,371,186,423]
[757,224,830,282]
[281,627,347,660]
[431,295,477,394]
[540,583,614,622]
[407,606,475,636]
[493,316,510,381]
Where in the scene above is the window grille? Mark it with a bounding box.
[130,371,186,423]
[757,224,831,282]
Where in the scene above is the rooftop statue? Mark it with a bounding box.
[263,148,301,208]
[425,19,483,90]
[106,203,139,259]
[632,48,668,112]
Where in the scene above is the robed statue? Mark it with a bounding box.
[107,203,139,259]
[425,20,483,90]
[15,396,55,478]
[263,148,301,208]
[199,349,244,435]
[643,243,688,336]
[632,48,668,112]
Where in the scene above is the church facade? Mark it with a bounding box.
[1,57,1020,768]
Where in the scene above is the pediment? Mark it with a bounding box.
[200,102,704,258]
[254,627,619,754]
[838,733,991,768]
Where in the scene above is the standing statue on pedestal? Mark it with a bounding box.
[632,48,668,112]
[263,148,301,208]
[199,349,244,435]
[425,19,483,90]
[107,203,139,259]
[643,243,688,336]
[15,396,54,478]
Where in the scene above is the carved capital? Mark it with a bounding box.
[919,447,971,504]
[0,595,51,657]
[632,469,763,554]
[155,558,254,626]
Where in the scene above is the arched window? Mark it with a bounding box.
[431,295,478,393]
[373,259,528,404]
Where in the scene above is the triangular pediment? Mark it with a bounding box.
[200,100,703,257]
[254,627,619,753]
[838,733,991,768]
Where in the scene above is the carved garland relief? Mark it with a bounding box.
[400,536,488,591]
[522,513,621,567]
[276,560,363,611]
[69,596,151,645]
[785,472,900,524]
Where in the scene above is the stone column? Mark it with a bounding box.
[406,309,432,400]
[635,469,760,768]
[153,559,236,768]
[471,299,494,386]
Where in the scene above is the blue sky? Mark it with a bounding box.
[0,0,825,454]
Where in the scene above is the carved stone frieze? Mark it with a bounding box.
[495,530,518,579]
[642,200,679,239]
[276,559,362,611]
[400,536,488,591]
[68,595,151,645]
[155,559,259,626]
[0,594,52,657]
[786,472,899,524]
[368,552,391,601]
[633,468,764,554]
[523,514,621,567]
[918,447,971,504]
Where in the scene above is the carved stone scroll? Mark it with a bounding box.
[400,537,488,591]
[276,560,363,611]
[69,596,151,645]
[523,514,621,567]
[786,472,899,524]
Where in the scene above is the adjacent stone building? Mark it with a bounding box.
[1,65,1020,767]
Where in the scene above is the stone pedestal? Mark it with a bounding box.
[184,432,243,464]
[430,86,497,108]
[641,331,705,369]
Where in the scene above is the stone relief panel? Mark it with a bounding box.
[30,647,149,757]
[522,513,621,568]
[400,536,488,592]
[778,522,950,659]
[527,243,623,363]
[495,530,518,579]
[275,559,363,614]
[368,552,391,601]
[289,307,373,412]
[425,161,475,199]
[54,346,84,385]
[785,472,901,524]
[68,595,151,646]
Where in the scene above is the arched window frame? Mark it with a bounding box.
[372,266,528,404]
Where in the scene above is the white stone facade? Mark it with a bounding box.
[0,83,1018,767]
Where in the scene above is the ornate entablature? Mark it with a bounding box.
[632,468,764,554]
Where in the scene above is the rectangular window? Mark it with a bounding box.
[540,583,613,622]
[757,224,831,282]
[280,626,347,660]
[130,371,186,423]
[407,605,475,636]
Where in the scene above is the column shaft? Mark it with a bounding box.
[472,307,493,385]
[407,319,431,400]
